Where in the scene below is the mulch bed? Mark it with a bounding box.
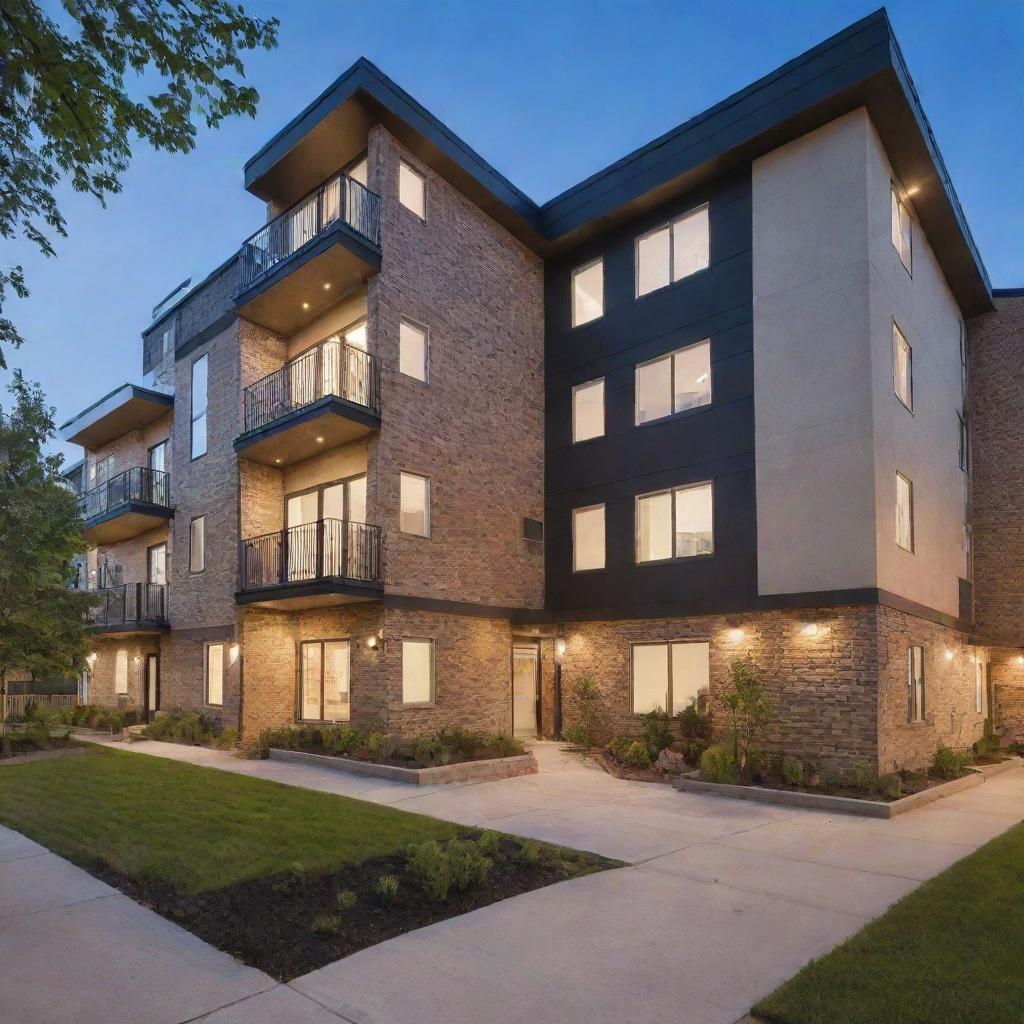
[0,744,85,766]
[592,751,677,784]
[87,833,618,980]
[707,770,972,803]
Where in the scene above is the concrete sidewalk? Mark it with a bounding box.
[63,736,1024,1024]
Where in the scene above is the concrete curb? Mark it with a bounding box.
[268,747,538,785]
[675,765,1002,818]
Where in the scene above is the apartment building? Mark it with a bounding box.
[59,11,1024,771]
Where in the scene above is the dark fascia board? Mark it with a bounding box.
[59,384,174,446]
[993,287,1024,298]
[89,622,170,636]
[242,10,991,315]
[83,501,174,530]
[235,578,385,606]
[233,394,381,453]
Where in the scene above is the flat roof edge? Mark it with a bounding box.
[60,384,174,441]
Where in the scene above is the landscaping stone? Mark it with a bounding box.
[654,748,687,772]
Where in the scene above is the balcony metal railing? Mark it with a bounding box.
[79,467,170,521]
[237,172,382,293]
[89,583,168,628]
[240,519,382,591]
[242,338,380,434]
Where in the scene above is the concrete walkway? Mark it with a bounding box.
[17,737,1024,1024]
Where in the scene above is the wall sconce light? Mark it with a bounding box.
[367,630,384,651]
[727,627,745,643]
[1017,654,1024,667]
[132,655,140,665]
[944,648,955,662]
[229,643,240,664]
[87,652,97,665]
[555,638,567,659]
[800,622,819,637]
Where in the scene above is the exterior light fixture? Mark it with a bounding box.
[367,632,384,651]
[800,622,819,637]
[132,655,140,664]
[229,643,240,663]
[1018,654,1023,666]
[302,302,310,310]
[274,458,282,464]
[727,627,744,642]
[944,648,955,662]
[906,185,920,196]
[555,638,567,658]
[316,436,325,443]
[323,282,332,290]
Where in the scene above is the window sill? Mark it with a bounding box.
[637,552,714,567]
[397,701,435,710]
[635,402,713,429]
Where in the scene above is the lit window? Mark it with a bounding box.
[399,319,428,382]
[908,645,925,722]
[893,323,912,410]
[572,504,605,572]
[975,661,984,715]
[896,472,914,552]
[571,258,604,327]
[636,482,713,562]
[631,641,709,715]
[891,184,912,273]
[300,640,350,722]
[636,205,709,298]
[190,516,206,572]
[114,649,128,695]
[402,638,434,704]
[636,341,711,424]
[399,161,425,218]
[191,354,208,459]
[206,643,223,706]
[572,378,604,443]
[400,472,430,536]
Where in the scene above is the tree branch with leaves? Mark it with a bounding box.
[0,0,279,367]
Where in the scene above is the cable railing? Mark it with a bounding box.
[242,337,380,433]
[79,467,170,521]
[237,172,381,292]
[89,583,168,627]
[240,519,382,591]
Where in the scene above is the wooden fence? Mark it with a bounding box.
[4,694,79,718]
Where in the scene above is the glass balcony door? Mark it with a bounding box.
[286,477,366,581]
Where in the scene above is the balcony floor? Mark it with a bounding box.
[236,578,383,611]
[89,622,170,638]
[82,504,173,545]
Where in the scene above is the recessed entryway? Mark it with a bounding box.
[512,643,539,738]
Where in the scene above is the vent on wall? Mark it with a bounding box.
[523,518,544,543]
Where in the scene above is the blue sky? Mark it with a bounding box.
[8,0,1023,462]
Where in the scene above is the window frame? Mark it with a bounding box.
[895,471,915,553]
[190,353,209,461]
[205,641,224,707]
[285,472,368,525]
[400,637,435,707]
[907,644,925,722]
[571,256,605,328]
[296,637,352,724]
[892,321,913,412]
[571,502,606,573]
[958,412,969,473]
[635,480,715,564]
[399,471,431,538]
[114,648,129,695]
[629,640,710,717]
[398,160,426,220]
[148,439,168,475]
[189,515,206,573]
[147,542,167,586]
[634,203,710,300]
[891,183,913,275]
[571,377,605,444]
[634,339,713,427]
[398,317,429,383]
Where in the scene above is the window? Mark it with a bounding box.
[206,643,224,706]
[572,378,605,443]
[572,504,605,572]
[959,321,968,401]
[958,412,969,472]
[399,472,430,536]
[908,645,925,722]
[896,472,914,552]
[300,640,350,722]
[148,543,167,586]
[190,516,206,572]
[161,320,176,358]
[190,354,208,459]
[891,184,912,273]
[975,660,984,715]
[402,638,434,704]
[114,649,128,695]
[631,641,710,715]
[636,205,709,298]
[636,481,713,562]
[148,440,168,475]
[399,319,428,382]
[571,258,604,327]
[399,161,425,218]
[90,454,114,489]
[635,341,711,424]
[893,323,912,410]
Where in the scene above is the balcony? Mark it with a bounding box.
[60,384,173,449]
[80,467,173,545]
[237,519,383,609]
[234,338,380,466]
[235,172,382,334]
[88,583,169,636]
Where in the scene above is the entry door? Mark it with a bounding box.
[512,645,539,738]
[145,655,160,722]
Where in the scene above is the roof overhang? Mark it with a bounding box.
[60,385,174,449]
[244,9,991,315]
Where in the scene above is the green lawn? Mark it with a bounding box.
[754,818,1024,1024]
[0,746,459,892]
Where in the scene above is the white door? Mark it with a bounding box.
[512,646,539,738]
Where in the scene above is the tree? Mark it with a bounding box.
[0,0,279,367]
[0,372,94,733]
[721,658,775,773]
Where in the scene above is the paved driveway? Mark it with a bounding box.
[13,738,1024,1024]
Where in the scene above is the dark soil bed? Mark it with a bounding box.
[283,748,526,770]
[697,769,973,803]
[88,832,617,980]
[592,751,677,784]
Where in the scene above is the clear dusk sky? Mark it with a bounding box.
[6,0,1023,462]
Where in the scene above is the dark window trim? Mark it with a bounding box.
[896,471,915,553]
[571,377,605,444]
[907,643,926,722]
[296,637,352,723]
[634,202,710,301]
[290,313,368,363]
[571,502,606,574]
[285,472,368,525]
[892,321,913,413]
[570,255,605,329]
[634,338,713,427]
[398,316,430,383]
[204,640,225,708]
[147,541,168,586]
[958,411,969,473]
[398,470,431,538]
[635,480,715,564]
[400,636,436,707]
[189,514,206,574]
[398,159,427,221]
[891,182,914,277]
[629,639,711,717]
[190,353,209,462]
[148,438,169,474]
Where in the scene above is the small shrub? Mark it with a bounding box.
[700,742,738,784]
[375,874,400,907]
[516,842,541,868]
[333,726,361,756]
[931,745,973,780]
[608,735,635,761]
[849,760,877,792]
[622,740,652,768]
[721,659,775,773]
[562,674,602,748]
[359,731,385,760]
[485,733,524,758]
[477,830,501,855]
[877,772,903,799]
[677,695,712,744]
[781,756,803,787]
[406,839,491,902]
[641,708,673,755]
[312,914,341,936]
[335,889,357,911]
